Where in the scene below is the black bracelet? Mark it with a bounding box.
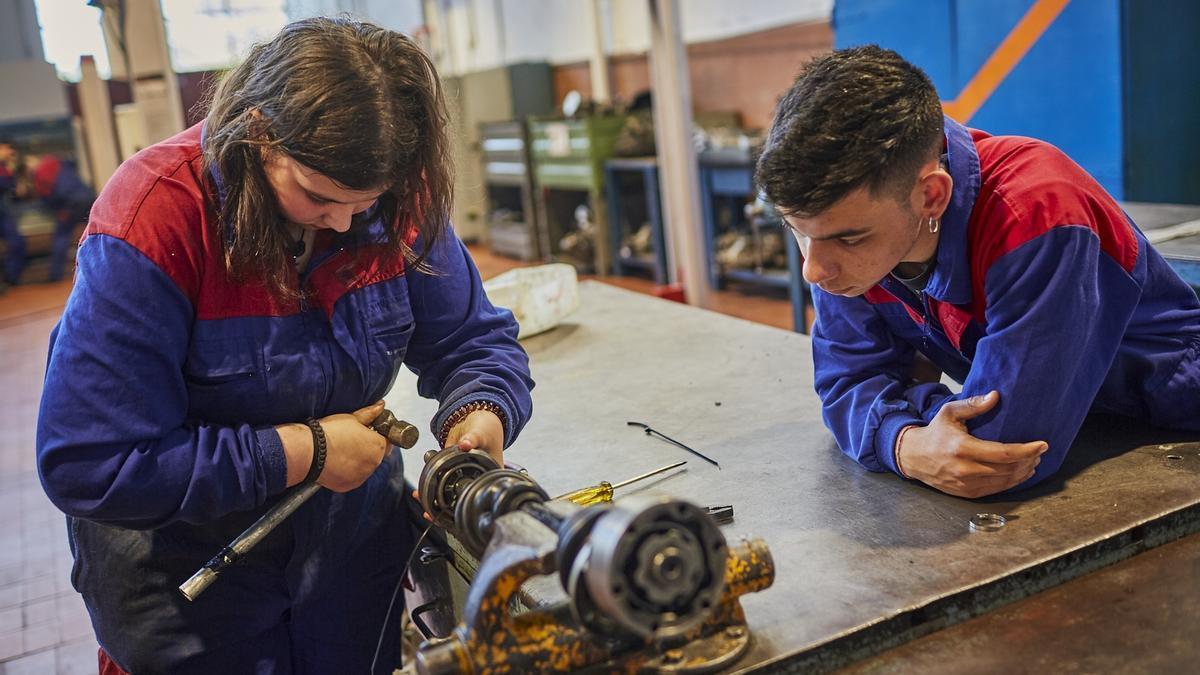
[303,419,327,484]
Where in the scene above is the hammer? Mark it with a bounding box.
[179,409,419,601]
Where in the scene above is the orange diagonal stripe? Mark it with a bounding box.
[943,0,1071,122]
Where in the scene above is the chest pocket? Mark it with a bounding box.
[362,291,416,398]
[183,337,269,423]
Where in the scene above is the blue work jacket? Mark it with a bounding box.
[813,117,1200,488]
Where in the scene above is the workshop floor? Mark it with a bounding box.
[0,246,793,672]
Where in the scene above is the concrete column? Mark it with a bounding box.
[589,0,611,104]
[77,55,120,190]
[647,0,709,307]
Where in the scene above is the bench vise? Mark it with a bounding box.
[409,447,775,674]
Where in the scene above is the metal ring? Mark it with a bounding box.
[969,513,1007,532]
[417,448,499,529]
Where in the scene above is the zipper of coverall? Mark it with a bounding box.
[296,235,350,409]
[883,276,952,353]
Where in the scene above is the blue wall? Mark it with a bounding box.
[834,0,1125,199]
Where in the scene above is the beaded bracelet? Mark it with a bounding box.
[438,400,507,448]
[303,419,328,484]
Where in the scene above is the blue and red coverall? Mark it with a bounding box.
[36,123,534,673]
[813,116,1200,488]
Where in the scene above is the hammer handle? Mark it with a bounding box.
[179,409,417,601]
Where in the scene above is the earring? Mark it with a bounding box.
[928,216,940,234]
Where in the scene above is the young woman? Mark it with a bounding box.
[36,17,533,673]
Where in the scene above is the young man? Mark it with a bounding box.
[756,46,1200,498]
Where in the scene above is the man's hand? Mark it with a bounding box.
[444,409,505,467]
[897,391,1047,498]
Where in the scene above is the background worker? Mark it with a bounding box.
[27,152,95,281]
[0,140,24,286]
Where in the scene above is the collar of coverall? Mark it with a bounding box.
[917,115,982,306]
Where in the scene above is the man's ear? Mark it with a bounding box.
[915,161,953,216]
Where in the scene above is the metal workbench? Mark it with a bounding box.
[384,282,1200,672]
[1127,202,1200,289]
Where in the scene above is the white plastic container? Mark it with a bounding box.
[483,263,580,340]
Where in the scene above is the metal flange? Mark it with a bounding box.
[584,496,727,639]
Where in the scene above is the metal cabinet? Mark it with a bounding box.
[604,157,668,284]
[698,150,810,333]
[529,115,627,274]
[443,63,554,244]
[479,121,542,261]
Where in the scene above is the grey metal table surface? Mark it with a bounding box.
[837,531,1200,674]
[383,281,1200,672]
[1127,202,1200,287]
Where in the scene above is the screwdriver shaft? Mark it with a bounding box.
[611,460,688,489]
[556,461,689,505]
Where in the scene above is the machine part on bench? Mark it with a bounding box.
[414,521,774,674]
[585,496,728,639]
[411,446,774,673]
[643,622,752,673]
[418,448,500,529]
[453,469,549,557]
[555,505,609,589]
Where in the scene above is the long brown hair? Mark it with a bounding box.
[201,17,451,296]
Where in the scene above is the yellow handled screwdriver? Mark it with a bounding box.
[555,461,688,506]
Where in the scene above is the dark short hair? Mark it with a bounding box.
[202,17,452,297]
[755,45,944,217]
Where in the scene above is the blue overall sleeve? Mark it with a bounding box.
[812,290,955,473]
[37,235,286,529]
[403,232,534,447]
[816,226,1142,488]
[954,226,1141,486]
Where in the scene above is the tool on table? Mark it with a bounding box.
[705,504,735,525]
[178,409,419,601]
[553,460,687,506]
[626,421,721,469]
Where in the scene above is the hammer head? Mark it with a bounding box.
[371,409,420,449]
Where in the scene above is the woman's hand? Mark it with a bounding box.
[280,400,389,491]
[443,409,505,467]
